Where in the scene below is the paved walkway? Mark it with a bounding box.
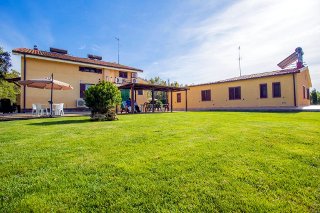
[1,106,319,121]
[0,112,90,121]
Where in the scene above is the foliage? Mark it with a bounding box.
[0,70,20,103]
[84,81,121,121]
[0,112,319,211]
[310,89,320,105]
[148,76,182,104]
[0,47,12,79]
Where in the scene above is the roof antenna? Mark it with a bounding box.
[115,37,120,64]
[238,46,242,76]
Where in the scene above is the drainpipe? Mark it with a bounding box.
[185,89,188,112]
[292,73,297,107]
[23,54,26,112]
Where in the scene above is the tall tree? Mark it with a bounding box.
[148,77,182,104]
[0,47,12,79]
[0,70,20,103]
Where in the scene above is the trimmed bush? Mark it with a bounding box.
[84,81,121,121]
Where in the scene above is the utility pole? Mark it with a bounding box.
[238,46,242,76]
[115,37,120,64]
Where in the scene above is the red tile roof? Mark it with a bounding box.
[12,48,143,72]
[188,68,303,87]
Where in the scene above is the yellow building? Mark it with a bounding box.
[172,67,312,111]
[12,47,144,110]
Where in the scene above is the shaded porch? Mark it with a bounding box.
[118,83,189,113]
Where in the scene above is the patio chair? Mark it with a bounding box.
[32,104,37,115]
[120,101,129,113]
[35,104,47,116]
[144,102,153,112]
[54,103,64,116]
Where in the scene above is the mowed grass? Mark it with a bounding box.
[0,112,319,212]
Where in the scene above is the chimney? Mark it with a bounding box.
[33,45,38,50]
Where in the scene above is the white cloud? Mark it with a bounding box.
[144,0,320,89]
[78,44,86,50]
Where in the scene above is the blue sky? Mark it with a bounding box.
[1,0,319,89]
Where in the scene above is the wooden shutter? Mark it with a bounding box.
[272,82,281,98]
[229,88,234,100]
[206,90,211,101]
[177,93,181,103]
[235,87,241,99]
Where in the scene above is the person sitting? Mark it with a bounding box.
[134,101,141,113]
[126,98,132,112]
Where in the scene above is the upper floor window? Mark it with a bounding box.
[138,90,143,95]
[260,84,268,98]
[79,66,102,74]
[177,93,182,103]
[119,71,128,78]
[229,87,241,100]
[272,82,281,98]
[201,90,211,101]
[131,73,137,78]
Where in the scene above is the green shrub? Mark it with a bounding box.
[84,81,121,121]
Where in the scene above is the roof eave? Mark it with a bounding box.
[12,50,143,73]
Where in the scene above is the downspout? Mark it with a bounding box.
[23,54,26,112]
[292,73,297,107]
[185,89,188,112]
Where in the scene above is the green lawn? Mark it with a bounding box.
[0,112,319,212]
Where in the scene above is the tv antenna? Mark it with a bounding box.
[238,46,242,76]
[115,37,120,64]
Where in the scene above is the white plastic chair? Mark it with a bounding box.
[54,103,64,116]
[32,104,37,115]
[35,104,46,116]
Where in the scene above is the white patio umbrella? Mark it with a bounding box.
[19,74,73,116]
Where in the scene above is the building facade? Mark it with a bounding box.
[13,47,146,110]
[172,67,312,111]
[13,47,312,112]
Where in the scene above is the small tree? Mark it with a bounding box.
[84,81,121,121]
[310,89,318,104]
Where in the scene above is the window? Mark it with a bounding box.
[201,90,211,101]
[119,71,128,78]
[79,66,102,74]
[138,90,143,95]
[177,93,181,103]
[80,83,93,98]
[260,84,268,98]
[131,73,137,78]
[272,82,281,98]
[229,87,241,100]
[303,86,306,99]
[307,88,310,99]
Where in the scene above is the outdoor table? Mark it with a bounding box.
[34,103,49,116]
[51,103,61,115]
